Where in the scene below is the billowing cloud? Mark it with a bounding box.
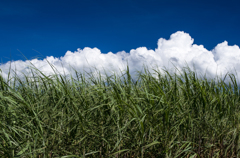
[1,31,240,86]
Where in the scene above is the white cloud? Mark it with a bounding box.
[1,31,240,85]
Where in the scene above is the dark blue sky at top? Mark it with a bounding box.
[0,0,239,64]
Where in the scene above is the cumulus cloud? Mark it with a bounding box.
[1,31,240,85]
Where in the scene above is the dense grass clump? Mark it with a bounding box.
[1,62,240,158]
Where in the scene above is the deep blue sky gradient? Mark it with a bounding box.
[0,0,239,64]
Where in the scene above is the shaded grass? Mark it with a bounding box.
[0,61,240,157]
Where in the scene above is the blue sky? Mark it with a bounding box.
[1,0,239,62]
[0,0,240,82]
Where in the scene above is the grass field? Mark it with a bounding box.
[1,61,240,157]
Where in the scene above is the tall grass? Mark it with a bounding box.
[0,61,240,157]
